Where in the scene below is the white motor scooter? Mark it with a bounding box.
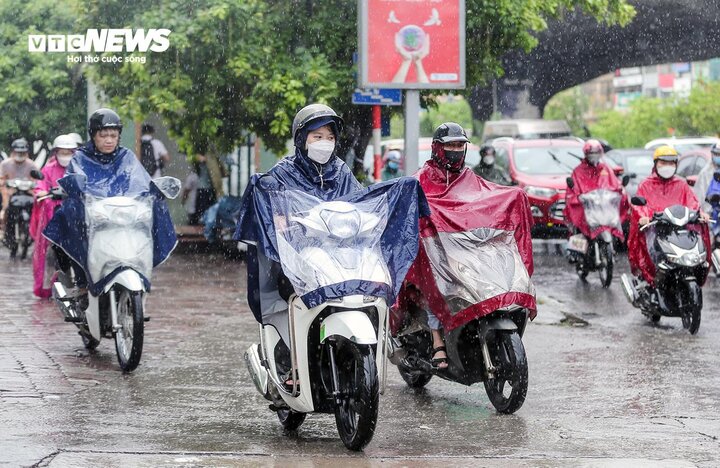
[50,175,181,372]
[245,197,391,451]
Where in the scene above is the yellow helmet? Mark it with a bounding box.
[653,145,679,162]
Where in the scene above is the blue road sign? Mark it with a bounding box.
[352,88,402,106]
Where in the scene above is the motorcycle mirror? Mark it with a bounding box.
[565,177,574,189]
[30,169,44,180]
[631,196,647,206]
[630,172,637,179]
[151,176,182,200]
[707,194,720,204]
[621,175,630,187]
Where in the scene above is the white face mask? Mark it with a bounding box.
[587,154,601,166]
[482,155,495,165]
[306,140,335,164]
[13,154,27,163]
[57,156,72,167]
[657,165,676,179]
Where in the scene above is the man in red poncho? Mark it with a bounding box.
[394,122,536,369]
[564,139,629,242]
[627,145,710,286]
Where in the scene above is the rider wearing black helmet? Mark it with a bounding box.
[473,144,512,186]
[430,122,470,175]
[49,107,152,302]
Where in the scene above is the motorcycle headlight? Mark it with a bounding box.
[669,252,703,267]
[525,186,557,198]
[320,209,361,239]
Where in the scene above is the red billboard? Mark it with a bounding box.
[359,0,465,89]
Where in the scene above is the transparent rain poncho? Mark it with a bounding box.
[270,189,392,297]
[579,189,623,230]
[85,194,154,285]
[422,227,535,315]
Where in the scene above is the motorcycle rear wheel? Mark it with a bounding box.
[483,331,528,414]
[114,290,144,372]
[598,242,613,288]
[277,408,306,431]
[333,341,378,451]
[79,328,100,350]
[398,365,433,388]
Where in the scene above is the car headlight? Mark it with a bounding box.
[525,186,558,198]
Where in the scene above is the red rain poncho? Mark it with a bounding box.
[30,157,66,297]
[564,160,629,240]
[627,171,710,285]
[392,162,536,333]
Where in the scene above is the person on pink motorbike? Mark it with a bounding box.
[564,139,629,285]
[30,135,78,297]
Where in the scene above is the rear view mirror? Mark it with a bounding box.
[621,175,630,187]
[152,176,181,200]
[565,177,574,189]
[631,196,647,206]
[30,169,44,180]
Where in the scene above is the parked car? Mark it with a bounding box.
[677,149,711,186]
[489,137,586,238]
[605,149,654,198]
[644,137,719,154]
[481,119,572,142]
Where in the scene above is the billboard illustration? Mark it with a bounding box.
[359,0,465,89]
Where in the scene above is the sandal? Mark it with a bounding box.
[431,345,449,369]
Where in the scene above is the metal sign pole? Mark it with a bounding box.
[404,90,420,175]
[372,105,382,180]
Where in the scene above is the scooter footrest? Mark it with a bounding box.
[64,316,84,323]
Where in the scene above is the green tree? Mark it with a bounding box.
[0,0,86,156]
[544,87,589,136]
[79,0,634,181]
[590,82,720,148]
[420,97,474,138]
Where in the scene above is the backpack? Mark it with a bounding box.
[140,139,158,176]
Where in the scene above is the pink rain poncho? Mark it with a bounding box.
[30,157,66,298]
[564,159,629,240]
[627,170,711,285]
[392,162,536,333]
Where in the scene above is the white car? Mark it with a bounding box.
[644,137,719,154]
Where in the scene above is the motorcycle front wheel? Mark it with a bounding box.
[114,289,144,372]
[483,331,528,414]
[598,242,613,288]
[332,340,379,451]
[18,216,31,260]
[680,281,702,335]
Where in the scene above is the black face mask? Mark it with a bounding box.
[444,150,465,167]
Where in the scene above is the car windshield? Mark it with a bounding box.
[625,155,654,177]
[675,143,712,153]
[512,147,582,175]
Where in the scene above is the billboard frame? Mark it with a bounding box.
[358,0,466,90]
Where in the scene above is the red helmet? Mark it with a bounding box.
[582,139,604,157]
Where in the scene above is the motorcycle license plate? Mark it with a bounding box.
[567,234,588,254]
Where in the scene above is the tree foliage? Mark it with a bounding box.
[0,0,86,155]
[544,87,589,136]
[2,0,635,171]
[590,81,720,148]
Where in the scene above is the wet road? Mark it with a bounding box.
[1,246,719,467]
